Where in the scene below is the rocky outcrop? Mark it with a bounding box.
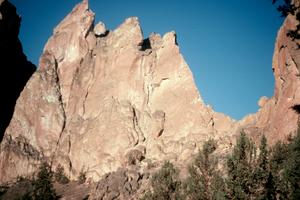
[0,0,235,183]
[0,0,36,141]
[1,0,299,187]
[88,166,149,200]
[239,9,300,144]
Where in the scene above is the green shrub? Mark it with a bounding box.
[142,161,183,200]
[54,165,69,184]
[31,162,57,200]
[184,139,226,200]
[78,168,87,184]
[226,132,257,199]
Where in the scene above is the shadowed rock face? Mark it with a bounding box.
[0,0,299,186]
[0,0,36,141]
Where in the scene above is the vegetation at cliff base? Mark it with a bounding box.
[26,162,57,200]
[142,161,183,200]
[0,162,58,200]
[78,168,87,184]
[184,139,226,200]
[142,129,300,200]
[54,164,69,185]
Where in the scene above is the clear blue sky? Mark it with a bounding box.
[11,0,283,120]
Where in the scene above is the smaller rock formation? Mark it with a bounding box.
[258,96,268,108]
[94,21,106,36]
[89,166,150,200]
[239,11,300,144]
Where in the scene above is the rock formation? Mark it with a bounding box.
[89,166,149,200]
[0,0,235,183]
[0,0,36,141]
[0,0,299,189]
[238,8,300,144]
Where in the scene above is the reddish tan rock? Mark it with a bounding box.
[0,0,235,183]
[240,11,300,144]
[1,0,299,185]
[258,96,268,108]
[94,21,106,36]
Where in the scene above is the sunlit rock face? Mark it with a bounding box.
[239,7,300,144]
[0,0,236,183]
[1,0,299,184]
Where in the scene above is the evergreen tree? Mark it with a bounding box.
[253,135,275,200]
[31,162,57,200]
[270,141,290,199]
[269,129,300,199]
[284,129,300,199]
[184,139,226,200]
[78,168,87,184]
[265,172,276,200]
[54,164,69,184]
[142,161,182,200]
[226,132,256,199]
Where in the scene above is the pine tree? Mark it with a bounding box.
[284,129,300,199]
[31,162,57,200]
[253,135,275,200]
[269,141,290,199]
[184,139,226,200]
[142,161,183,200]
[226,132,256,199]
[54,164,69,184]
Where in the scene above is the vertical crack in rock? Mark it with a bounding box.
[52,59,67,161]
[153,110,166,138]
[82,56,96,118]
[132,107,145,146]
[68,154,73,173]
[290,55,298,70]
[146,85,151,105]
[82,90,89,116]
[141,54,154,106]
[157,112,165,138]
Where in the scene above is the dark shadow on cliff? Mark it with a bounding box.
[291,104,300,114]
[0,0,36,141]
[139,38,151,51]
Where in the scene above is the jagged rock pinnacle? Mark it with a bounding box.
[0,0,299,185]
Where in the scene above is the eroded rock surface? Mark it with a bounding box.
[0,0,236,183]
[88,166,149,200]
[0,0,299,187]
[239,11,300,144]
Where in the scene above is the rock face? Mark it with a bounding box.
[0,0,235,183]
[0,0,299,185]
[239,10,300,144]
[0,0,36,141]
[88,166,149,200]
[94,21,106,36]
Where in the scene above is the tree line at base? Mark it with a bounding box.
[143,129,300,200]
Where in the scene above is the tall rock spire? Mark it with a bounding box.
[0,0,236,183]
